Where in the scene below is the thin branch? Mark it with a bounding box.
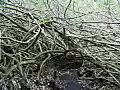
[76,21,120,24]
[64,0,72,18]
[0,12,28,32]
[0,37,28,44]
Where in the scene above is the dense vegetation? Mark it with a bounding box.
[0,0,120,90]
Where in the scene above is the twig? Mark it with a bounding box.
[37,54,51,79]
[0,12,28,32]
[64,0,72,18]
[0,37,28,44]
